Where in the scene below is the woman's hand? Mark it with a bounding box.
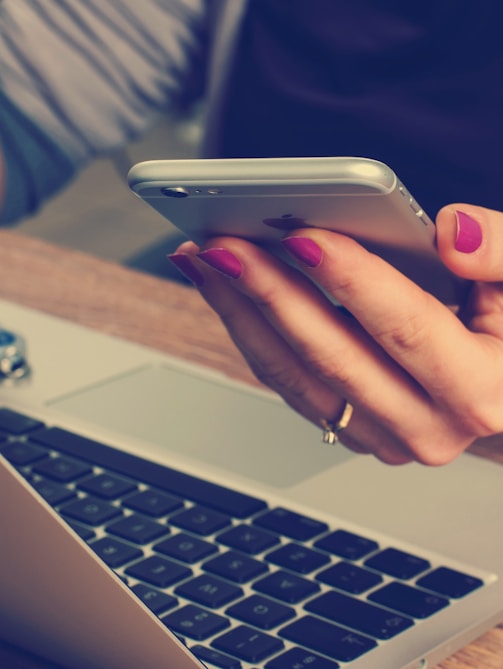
[168,204,503,466]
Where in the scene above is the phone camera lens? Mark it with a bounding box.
[161,187,190,198]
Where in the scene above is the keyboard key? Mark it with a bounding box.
[175,574,243,608]
[123,489,184,517]
[126,555,192,588]
[0,408,44,434]
[107,514,168,544]
[226,594,295,630]
[254,508,328,541]
[154,532,217,563]
[31,426,267,517]
[212,625,284,663]
[191,645,242,669]
[217,525,279,554]
[203,550,268,583]
[368,582,449,618]
[265,543,330,574]
[78,473,137,500]
[60,496,122,526]
[253,570,320,604]
[163,604,230,641]
[279,616,376,663]
[365,548,430,579]
[90,537,143,568]
[67,521,96,541]
[305,591,413,639]
[316,561,382,594]
[416,567,483,598]
[31,478,77,506]
[266,647,339,669]
[169,505,231,535]
[0,440,49,466]
[33,456,93,483]
[314,529,378,560]
[131,583,178,615]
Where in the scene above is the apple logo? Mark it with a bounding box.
[262,214,311,230]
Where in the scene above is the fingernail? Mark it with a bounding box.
[197,248,243,279]
[281,236,322,267]
[167,253,204,286]
[455,210,483,253]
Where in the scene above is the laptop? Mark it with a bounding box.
[0,296,502,669]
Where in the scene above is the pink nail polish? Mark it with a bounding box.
[281,237,322,267]
[167,253,204,286]
[197,248,243,279]
[455,211,482,253]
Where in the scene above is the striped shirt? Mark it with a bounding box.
[0,0,208,222]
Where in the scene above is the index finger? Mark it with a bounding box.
[281,229,498,424]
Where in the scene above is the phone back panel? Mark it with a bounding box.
[128,157,469,304]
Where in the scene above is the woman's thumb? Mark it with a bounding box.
[436,204,503,282]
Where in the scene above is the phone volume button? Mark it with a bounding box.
[409,197,423,215]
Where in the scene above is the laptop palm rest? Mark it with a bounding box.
[48,364,353,488]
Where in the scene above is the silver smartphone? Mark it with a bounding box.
[128,156,468,304]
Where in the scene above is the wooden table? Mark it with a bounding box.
[0,230,502,669]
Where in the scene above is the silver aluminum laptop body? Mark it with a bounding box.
[0,297,502,669]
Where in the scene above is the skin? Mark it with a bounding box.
[172,204,503,466]
[0,151,4,215]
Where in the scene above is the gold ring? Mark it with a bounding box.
[321,400,354,445]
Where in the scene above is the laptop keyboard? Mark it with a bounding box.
[0,407,485,668]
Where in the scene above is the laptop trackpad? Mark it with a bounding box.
[49,364,351,488]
